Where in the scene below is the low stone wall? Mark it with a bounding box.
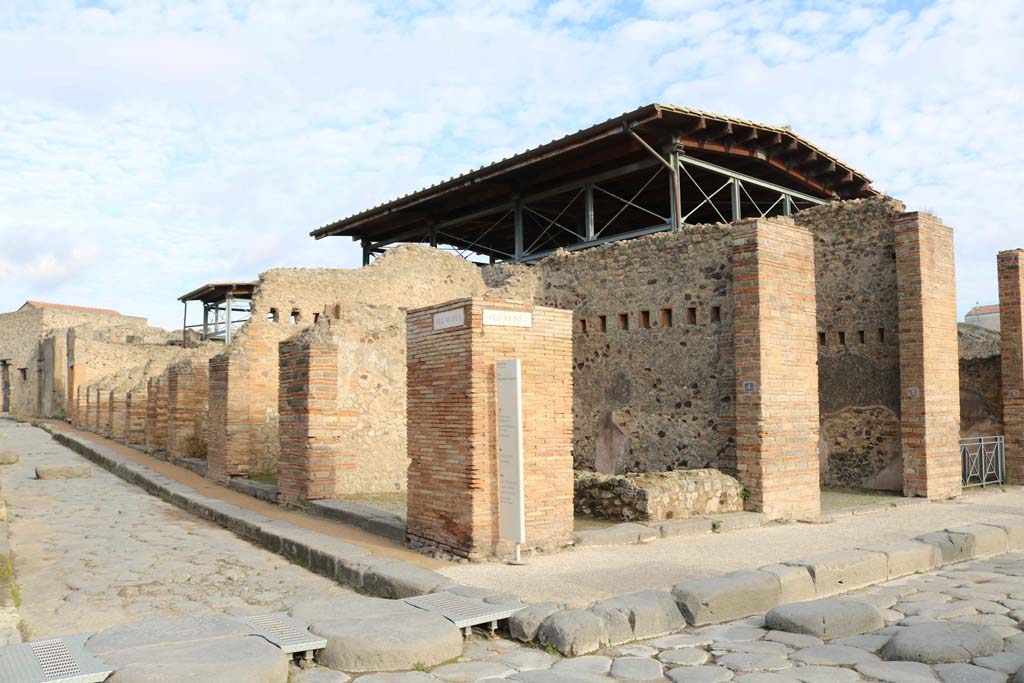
[573,469,743,522]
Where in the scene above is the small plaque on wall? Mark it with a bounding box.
[483,309,532,328]
[432,307,465,330]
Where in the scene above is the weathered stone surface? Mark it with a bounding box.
[610,656,664,682]
[765,598,883,640]
[933,664,1006,683]
[859,542,941,579]
[666,666,734,683]
[361,561,452,599]
[732,675,799,683]
[672,570,780,626]
[789,666,861,683]
[712,513,768,533]
[510,602,561,642]
[759,565,816,604]
[552,655,612,674]
[646,634,712,649]
[763,631,824,649]
[946,526,1008,558]
[87,614,288,683]
[717,653,791,672]
[917,532,975,565]
[970,651,1024,673]
[509,671,609,683]
[538,609,607,656]
[291,668,351,683]
[35,464,91,479]
[855,661,938,683]
[592,591,685,640]
[290,595,462,672]
[787,550,888,596]
[573,523,656,547]
[354,673,437,683]
[694,624,766,642]
[791,645,880,666]
[0,452,18,465]
[831,634,889,653]
[658,648,710,666]
[432,661,516,683]
[659,518,714,538]
[879,622,1004,663]
[574,470,742,522]
[981,520,1024,551]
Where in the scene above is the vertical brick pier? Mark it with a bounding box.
[406,298,574,559]
[999,249,1024,482]
[895,212,961,498]
[166,361,209,460]
[732,218,821,519]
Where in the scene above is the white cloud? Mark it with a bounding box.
[0,0,1020,327]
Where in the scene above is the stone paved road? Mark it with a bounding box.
[0,421,355,640]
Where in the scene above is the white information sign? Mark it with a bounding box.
[496,358,526,544]
[432,307,465,330]
[483,309,533,328]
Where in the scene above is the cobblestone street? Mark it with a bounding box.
[0,422,355,640]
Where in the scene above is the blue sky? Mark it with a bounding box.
[0,0,1021,328]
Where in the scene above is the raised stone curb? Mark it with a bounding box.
[672,570,780,626]
[946,525,1009,558]
[310,499,407,543]
[572,523,658,547]
[858,541,941,579]
[786,550,888,596]
[50,430,450,600]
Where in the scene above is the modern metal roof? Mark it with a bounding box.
[310,103,876,251]
[178,281,257,303]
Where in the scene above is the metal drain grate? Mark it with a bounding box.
[403,591,525,636]
[232,613,326,655]
[0,634,112,683]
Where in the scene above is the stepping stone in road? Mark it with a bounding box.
[879,622,1004,664]
[766,598,883,640]
[35,464,90,479]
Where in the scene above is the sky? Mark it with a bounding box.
[0,0,1021,329]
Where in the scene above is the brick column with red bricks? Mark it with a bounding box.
[895,212,961,498]
[732,218,821,519]
[166,361,209,460]
[406,298,574,559]
[999,249,1024,482]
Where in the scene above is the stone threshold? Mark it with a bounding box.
[573,511,767,547]
[309,499,408,544]
[45,428,454,601]
[512,519,1024,655]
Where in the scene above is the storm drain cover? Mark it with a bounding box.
[231,612,326,654]
[0,634,112,683]
[403,591,525,634]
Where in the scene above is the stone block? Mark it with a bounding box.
[509,602,561,642]
[574,470,742,522]
[658,518,714,538]
[35,464,91,479]
[787,550,888,596]
[290,594,462,672]
[946,525,1009,558]
[0,452,18,465]
[860,541,941,579]
[609,657,664,682]
[671,570,781,626]
[361,560,452,599]
[765,598,884,640]
[917,531,975,565]
[981,520,1024,551]
[712,512,767,532]
[880,622,1004,663]
[572,523,655,547]
[590,590,684,641]
[759,564,816,603]
[537,609,608,655]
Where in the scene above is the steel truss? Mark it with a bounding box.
[362,144,829,265]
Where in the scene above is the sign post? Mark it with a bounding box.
[496,358,526,564]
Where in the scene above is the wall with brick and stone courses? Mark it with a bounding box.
[527,224,736,476]
[794,197,906,491]
[166,359,210,460]
[406,299,574,558]
[145,377,169,453]
[999,249,1024,483]
[731,217,821,518]
[959,322,1003,438]
[0,307,48,417]
[208,245,499,486]
[573,469,742,522]
[895,212,961,499]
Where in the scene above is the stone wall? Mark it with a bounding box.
[959,323,1003,438]
[528,224,735,476]
[999,249,1024,483]
[795,197,905,491]
[573,469,742,522]
[207,244,495,484]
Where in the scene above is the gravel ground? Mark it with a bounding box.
[0,421,356,640]
[444,488,1024,606]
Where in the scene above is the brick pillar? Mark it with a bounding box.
[167,361,209,460]
[110,390,128,441]
[999,249,1024,482]
[126,385,147,445]
[73,385,84,427]
[406,298,574,559]
[277,329,339,507]
[732,218,821,519]
[96,389,112,436]
[895,212,961,498]
[207,353,253,483]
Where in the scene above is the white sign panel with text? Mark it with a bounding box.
[496,358,526,544]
